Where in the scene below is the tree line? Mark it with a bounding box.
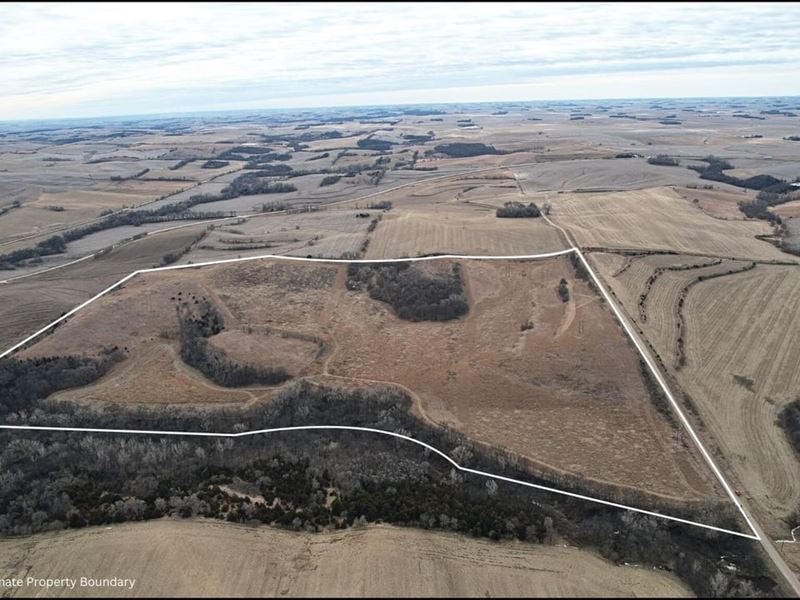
[177,297,290,387]
[0,369,777,597]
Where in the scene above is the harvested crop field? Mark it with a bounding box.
[17,257,720,503]
[673,185,755,220]
[678,265,800,533]
[364,204,565,258]
[186,209,376,262]
[0,520,692,598]
[589,252,753,368]
[548,187,792,261]
[590,253,800,535]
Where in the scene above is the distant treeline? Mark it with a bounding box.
[687,156,797,225]
[647,155,680,166]
[357,138,395,151]
[434,143,503,157]
[689,156,792,193]
[0,203,231,270]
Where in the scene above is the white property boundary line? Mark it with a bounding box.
[572,249,762,542]
[0,248,760,542]
[0,423,756,540]
[0,250,574,359]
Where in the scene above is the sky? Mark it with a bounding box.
[1,1,800,120]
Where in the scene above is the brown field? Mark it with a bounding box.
[589,252,800,536]
[186,209,376,262]
[0,520,692,598]
[678,265,800,534]
[548,187,792,261]
[19,257,719,504]
[0,225,209,351]
[589,253,752,367]
[51,342,257,406]
[0,181,191,250]
[773,198,800,219]
[208,328,322,376]
[365,203,565,258]
[673,185,756,220]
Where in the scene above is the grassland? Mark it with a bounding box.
[17,256,719,507]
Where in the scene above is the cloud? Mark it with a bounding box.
[1,2,799,119]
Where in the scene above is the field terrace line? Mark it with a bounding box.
[0,247,761,544]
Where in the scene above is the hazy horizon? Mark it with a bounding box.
[2,2,800,121]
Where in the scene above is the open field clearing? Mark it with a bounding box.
[208,328,322,376]
[548,187,792,261]
[0,520,692,598]
[51,342,257,406]
[773,199,800,219]
[365,204,565,258]
[17,257,720,505]
[590,253,800,536]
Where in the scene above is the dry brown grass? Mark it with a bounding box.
[0,225,210,352]
[208,329,322,376]
[16,257,718,503]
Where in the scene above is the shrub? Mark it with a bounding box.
[647,155,680,166]
[320,175,342,187]
[779,399,800,457]
[557,279,570,302]
[202,160,230,169]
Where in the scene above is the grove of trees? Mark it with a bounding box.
[496,201,540,218]
[346,262,469,322]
